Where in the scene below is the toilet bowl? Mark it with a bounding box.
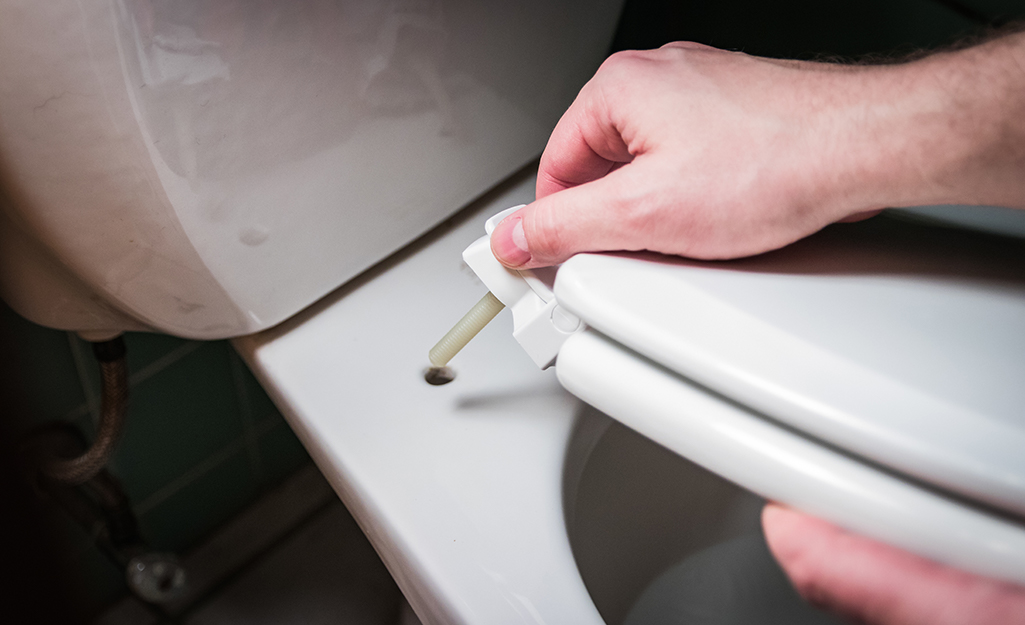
[565,416,840,625]
[233,171,839,624]
[238,168,1025,622]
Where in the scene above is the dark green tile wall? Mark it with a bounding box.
[2,300,310,616]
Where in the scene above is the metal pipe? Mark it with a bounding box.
[43,336,128,485]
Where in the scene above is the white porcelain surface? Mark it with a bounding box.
[235,173,605,625]
[0,0,621,337]
[554,217,1025,518]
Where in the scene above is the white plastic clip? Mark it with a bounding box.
[462,206,584,369]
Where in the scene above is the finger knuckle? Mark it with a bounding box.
[597,49,656,78]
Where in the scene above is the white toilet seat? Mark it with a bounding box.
[557,327,1025,586]
[552,213,1025,586]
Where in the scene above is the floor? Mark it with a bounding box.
[97,464,418,625]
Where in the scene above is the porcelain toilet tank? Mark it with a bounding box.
[0,0,622,338]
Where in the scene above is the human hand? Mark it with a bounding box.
[490,43,894,268]
[762,504,1025,625]
[491,37,1025,269]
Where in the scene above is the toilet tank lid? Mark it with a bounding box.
[553,214,1025,517]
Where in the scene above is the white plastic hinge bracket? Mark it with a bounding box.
[462,206,584,369]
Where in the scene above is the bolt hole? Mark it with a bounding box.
[424,366,456,386]
[158,575,174,592]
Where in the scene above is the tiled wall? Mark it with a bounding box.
[3,301,310,616]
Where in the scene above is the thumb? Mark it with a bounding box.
[491,172,639,268]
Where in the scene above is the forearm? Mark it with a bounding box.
[833,30,1025,211]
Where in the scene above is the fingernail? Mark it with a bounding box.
[492,215,531,267]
